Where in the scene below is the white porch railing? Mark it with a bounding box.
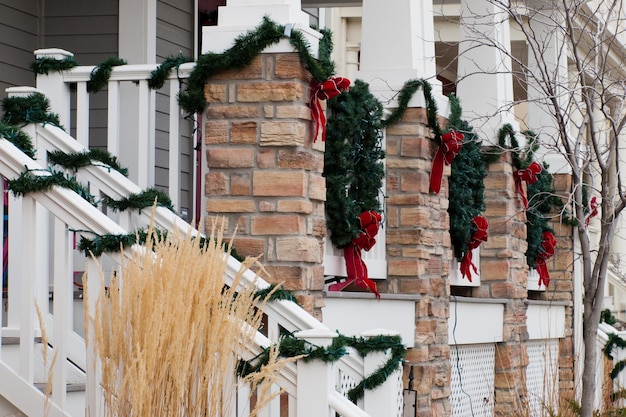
[2,57,404,416]
[34,48,196,217]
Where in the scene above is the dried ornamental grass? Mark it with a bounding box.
[87,222,291,417]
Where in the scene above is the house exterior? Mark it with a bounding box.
[4,0,622,416]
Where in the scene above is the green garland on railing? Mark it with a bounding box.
[179,17,335,115]
[254,283,299,304]
[77,227,244,262]
[148,53,194,90]
[104,187,174,212]
[30,56,78,75]
[324,80,385,248]
[237,332,405,403]
[7,169,95,205]
[87,57,128,93]
[48,149,128,176]
[446,95,487,261]
[1,93,62,129]
[0,122,36,158]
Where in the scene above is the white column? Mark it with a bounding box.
[525,11,571,174]
[34,49,74,130]
[293,329,337,417]
[202,0,321,57]
[356,0,444,110]
[360,329,403,417]
[456,0,517,143]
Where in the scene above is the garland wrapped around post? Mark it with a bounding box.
[324,80,385,297]
[491,126,567,288]
[446,95,488,282]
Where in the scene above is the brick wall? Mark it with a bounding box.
[381,108,453,417]
[203,53,327,319]
[481,153,531,416]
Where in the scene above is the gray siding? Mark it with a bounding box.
[156,0,194,219]
[42,0,119,149]
[0,0,39,104]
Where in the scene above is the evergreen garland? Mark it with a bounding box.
[77,227,244,261]
[30,56,78,75]
[87,57,128,93]
[1,93,62,129]
[7,169,95,205]
[178,17,334,115]
[0,122,36,158]
[446,96,487,261]
[382,79,441,141]
[324,80,385,248]
[148,54,194,90]
[104,187,174,212]
[237,332,405,403]
[48,149,128,176]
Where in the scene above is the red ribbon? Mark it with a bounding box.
[459,216,489,281]
[513,161,542,209]
[585,196,598,227]
[430,131,463,194]
[310,77,350,142]
[535,231,556,287]
[328,211,381,299]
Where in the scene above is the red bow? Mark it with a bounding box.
[328,211,381,299]
[310,77,350,142]
[513,162,542,209]
[430,131,463,194]
[535,231,556,287]
[585,196,599,227]
[460,216,489,281]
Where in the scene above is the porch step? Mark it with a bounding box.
[34,382,85,393]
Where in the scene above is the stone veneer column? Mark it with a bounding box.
[480,153,530,416]
[542,174,576,399]
[379,108,452,417]
[203,53,326,319]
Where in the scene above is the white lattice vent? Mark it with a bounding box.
[336,367,357,398]
[526,339,559,417]
[450,343,496,417]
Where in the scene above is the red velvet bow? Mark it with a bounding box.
[513,161,542,209]
[430,131,464,194]
[328,211,381,299]
[310,77,350,142]
[459,216,489,281]
[535,231,556,287]
[585,196,599,227]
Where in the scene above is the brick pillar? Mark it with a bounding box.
[481,153,530,416]
[382,108,452,417]
[542,174,576,400]
[203,53,326,319]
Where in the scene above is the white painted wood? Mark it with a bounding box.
[85,257,103,417]
[107,80,120,156]
[137,79,150,188]
[169,80,180,210]
[293,329,337,417]
[456,0,517,143]
[356,0,443,109]
[448,299,504,345]
[6,194,22,331]
[34,49,74,130]
[19,196,36,384]
[526,304,566,340]
[527,268,546,292]
[51,218,72,409]
[322,296,416,347]
[202,0,321,57]
[76,81,90,148]
[448,247,481,287]
[361,329,402,417]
